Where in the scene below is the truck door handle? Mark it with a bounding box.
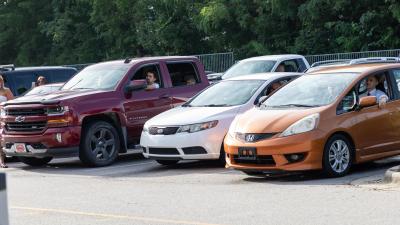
[160,94,170,99]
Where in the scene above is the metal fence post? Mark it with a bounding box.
[0,173,9,225]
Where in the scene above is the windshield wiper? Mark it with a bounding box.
[201,104,231,107]
[270,104,321,108]
[72,87,95,90]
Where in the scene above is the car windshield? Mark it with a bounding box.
[261,73,359,108]
[184,80,265,107]
[24,85,61,96]
[222,60,276,79]
[62,63,130,91]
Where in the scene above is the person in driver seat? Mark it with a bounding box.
[366,74,388,108]
[145,70,160,90]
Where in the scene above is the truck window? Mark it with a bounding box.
[9,71,36,95]
[166,62,200,87]
[132,64,163,88]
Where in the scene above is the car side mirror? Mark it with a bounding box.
[358,96,377,109]
[124,80,147,93]
[257,96,268,106]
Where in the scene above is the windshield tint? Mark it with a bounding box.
[261,73,358,108]
[185,80,265,107]
[222,60,276,79]
[62,64,130,91]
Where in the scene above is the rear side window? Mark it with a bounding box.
[392,69,400,92]
[166,62,200,87]
[296,59,307,72]
[280,60,299,72]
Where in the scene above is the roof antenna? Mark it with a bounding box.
[124,58,132,64]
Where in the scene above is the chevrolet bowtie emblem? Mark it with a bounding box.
[15,116,26,123]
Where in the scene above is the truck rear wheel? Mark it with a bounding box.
[80,121,120,167]
[18,157,52,167]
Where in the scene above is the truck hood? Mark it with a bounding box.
[146,105,241,126]
[5,89,107,105]
[234,107,323,134]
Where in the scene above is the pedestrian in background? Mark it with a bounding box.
[36,76,47,86]
[0,75,14,168]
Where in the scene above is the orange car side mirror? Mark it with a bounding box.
[359,96,377,108]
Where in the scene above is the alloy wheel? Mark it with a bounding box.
[328,139,350,173]
[90,128,116,161]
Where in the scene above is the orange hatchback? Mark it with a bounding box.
[225,58,400,177]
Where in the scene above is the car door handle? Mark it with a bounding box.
[160,94,170,99]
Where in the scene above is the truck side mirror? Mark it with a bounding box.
[124,80,147,93]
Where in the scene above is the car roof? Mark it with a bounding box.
[240,54,305,62]
[225,72,303,81]
[307,63,400,75]
[13,66,76,71]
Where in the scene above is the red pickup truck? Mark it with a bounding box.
[1,56,209,166]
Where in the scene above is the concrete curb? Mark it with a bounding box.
[0,173,9,225]
[384,165,400,184]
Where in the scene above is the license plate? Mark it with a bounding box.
[238,147,257,160]
[15,143,27,153]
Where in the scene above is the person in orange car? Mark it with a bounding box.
[224,59,400,177]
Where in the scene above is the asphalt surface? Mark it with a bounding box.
[1,154,400,225]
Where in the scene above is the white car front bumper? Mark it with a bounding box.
[140,125,226,160]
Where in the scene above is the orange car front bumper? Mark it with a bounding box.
[224,130,326,172]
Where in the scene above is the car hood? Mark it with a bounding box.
[5,89,107,105]
[234,107,323,133]
[146,105,241,126]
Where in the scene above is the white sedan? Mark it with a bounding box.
[140,73,301,165]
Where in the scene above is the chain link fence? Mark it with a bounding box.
[305,49,400,65]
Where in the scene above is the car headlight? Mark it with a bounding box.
[280,113,319,137]
[47,106,69,115]
[177,120,218,133]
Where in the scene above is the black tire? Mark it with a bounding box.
[218,145,226,166]
[242,171,265,177]
[322,134,354,177]
[156,160,179,166]
[79,121,120,167]
[18,157,52,167]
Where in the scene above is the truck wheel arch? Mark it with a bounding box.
[81,113,127,153]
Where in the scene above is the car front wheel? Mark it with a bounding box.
[322,134,353,177]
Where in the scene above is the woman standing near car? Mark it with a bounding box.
[0,75,14,168]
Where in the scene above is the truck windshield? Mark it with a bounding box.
[222,60,276,79]
[62,64,130,91]
[184,80,265,107]
[261,73,359,109]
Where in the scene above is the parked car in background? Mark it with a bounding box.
[23,83,64,96]
[1,56,209,167]
[141,72,302,165]
[207,54,310,83]
[0,65,77,96]
[225,58,400,177]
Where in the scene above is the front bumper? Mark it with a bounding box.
[2,126,81,158]
[140,126,226,160]
[224,130,326,172]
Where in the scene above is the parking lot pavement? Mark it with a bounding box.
[2,154,400,225]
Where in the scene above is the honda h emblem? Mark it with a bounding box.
[157,129,163,134]
[15,116,25,123]
[245,134,255,142]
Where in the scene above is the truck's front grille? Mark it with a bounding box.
[6,108,46,116]
[5,121,47,132]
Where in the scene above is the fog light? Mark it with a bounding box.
[56,133,62,143]
[284,153,305,163]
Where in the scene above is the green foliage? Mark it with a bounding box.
[0,0,400,66]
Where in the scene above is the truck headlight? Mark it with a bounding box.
[280,113,319,137]
[0,108,5,117]
[47,106,69,115]
[176,120,218,133]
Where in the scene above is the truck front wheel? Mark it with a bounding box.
[18,157,52,167]
[80,121,120,167]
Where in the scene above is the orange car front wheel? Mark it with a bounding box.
[322,134,354,177]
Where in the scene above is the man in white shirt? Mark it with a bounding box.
[366,75,388,108]
[145,71,160,90]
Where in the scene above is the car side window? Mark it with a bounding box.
[296,59,307,72]
[391,69,400,95]
[357,72,392,101]
[280,60,299,72]
[132,64,163,88]
[337,89,357,115]
[166,62,200,87]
